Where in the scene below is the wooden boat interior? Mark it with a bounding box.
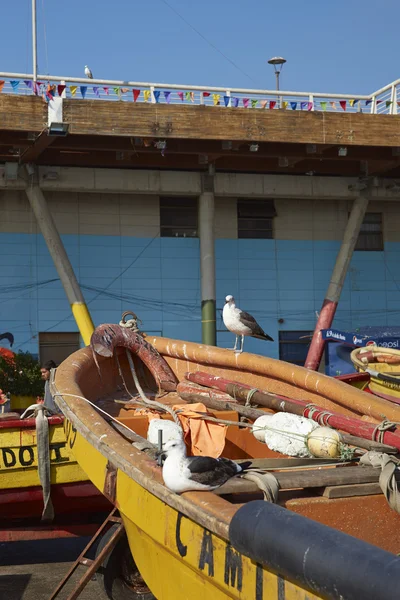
[55,336,400,556]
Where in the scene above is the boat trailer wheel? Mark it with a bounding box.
[96,524,155,600]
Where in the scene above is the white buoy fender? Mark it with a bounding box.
[252,414,274,442]
[306,426,342,458]
[147,419,183,448]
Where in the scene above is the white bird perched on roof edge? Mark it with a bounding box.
[84,65,93,79]
[161,438,251,493]
[223,294,273,353]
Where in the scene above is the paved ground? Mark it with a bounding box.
[0,537,105,600]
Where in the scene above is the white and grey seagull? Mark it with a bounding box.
[84,65,93,79]
[223,294,273,353]
[161,439,251,493]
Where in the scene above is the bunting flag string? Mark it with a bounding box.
[2,78,399,116]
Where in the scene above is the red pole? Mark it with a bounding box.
[305,194,369,371]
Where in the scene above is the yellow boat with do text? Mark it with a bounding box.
[0,411,110,523]
[53,321,400,600]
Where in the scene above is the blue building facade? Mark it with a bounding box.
[0,191,399,363]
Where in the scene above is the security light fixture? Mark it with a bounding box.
[249,143,259,152]
[48,122,69,137]
[338,147,348,157]
[155,140,167,150]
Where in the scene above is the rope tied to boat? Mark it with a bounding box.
[240,471,279,503]
[117,348,182,429]
[245,388,258,407]
[20,403,55,522]
[372,420,400,444]
[305,403,333,427]
[360,451,400,513]
[119,311,143,334]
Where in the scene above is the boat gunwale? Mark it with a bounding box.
[0,415,64,430]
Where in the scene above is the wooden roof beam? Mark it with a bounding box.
[19,130,57,163]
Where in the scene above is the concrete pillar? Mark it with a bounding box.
[199,189,216,346]
[25,167,95,345]
[305,193,369,370]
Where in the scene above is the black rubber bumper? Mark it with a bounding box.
[229,500,400,600]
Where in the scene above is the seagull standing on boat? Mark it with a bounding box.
[84,65,93,79]
[161,439,251,493]
[223,295,273,353]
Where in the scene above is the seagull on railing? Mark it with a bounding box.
[84,65,93,79]
[161,439,251,493]
[223,295,273,353]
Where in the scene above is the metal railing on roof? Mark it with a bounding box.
[0,71,398,115]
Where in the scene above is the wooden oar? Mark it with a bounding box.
[185,372,400,452]
[177,381,398,454]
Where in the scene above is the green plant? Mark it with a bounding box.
[0,352,44,397]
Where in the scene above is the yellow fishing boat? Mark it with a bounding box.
[0,412,110,523]
[53,322,400,600]
[351,346,400,404]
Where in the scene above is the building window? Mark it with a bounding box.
[237,199,276,239]
[160,197,198,238]
[279,331,312,366]
[354,212,383,251]
[39,332,80,366]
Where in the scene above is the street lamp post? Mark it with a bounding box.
[268,56,286,91]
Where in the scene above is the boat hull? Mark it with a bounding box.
[54,337,400,599]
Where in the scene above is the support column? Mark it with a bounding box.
[25,168,95,345]
[305,194,369,371]
[199,188,216,346]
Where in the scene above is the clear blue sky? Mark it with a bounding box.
[2,0,399,94]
